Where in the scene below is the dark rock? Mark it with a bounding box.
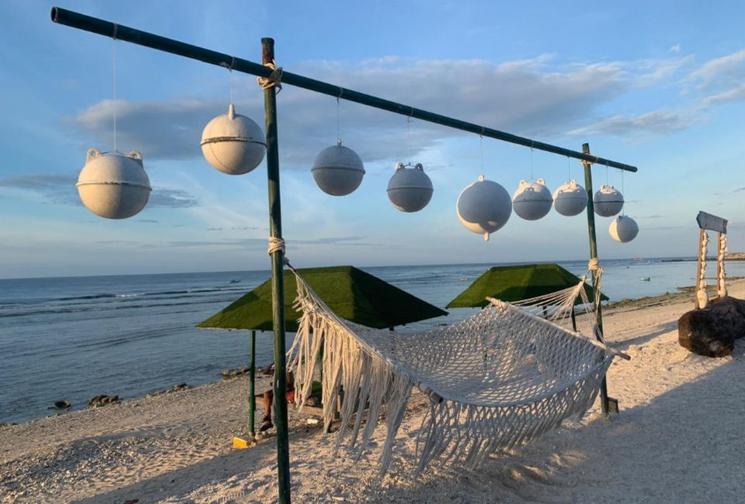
[87,394,120,408]
[678,296,745,357]
[0,422,18,429]
[146,383,190,397]
[260,364,274,375]
[48,400,71,410]
[221,367,250,380]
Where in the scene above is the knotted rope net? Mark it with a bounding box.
[287,269,620,474]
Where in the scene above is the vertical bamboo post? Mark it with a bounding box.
[262,37,292,504]
[249,330,256,438]
[582,142,610,416]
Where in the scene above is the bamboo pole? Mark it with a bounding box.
[581,142,610,416]
[249,330,256,438]
[49,7,637,173]
[262,37,291,504]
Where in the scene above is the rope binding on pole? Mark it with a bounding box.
[257,60,283,92]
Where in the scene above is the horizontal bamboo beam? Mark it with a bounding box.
[51,7,638,173]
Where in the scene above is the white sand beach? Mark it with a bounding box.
[2,280,744,504]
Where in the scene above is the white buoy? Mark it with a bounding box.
[201,104,266,175]
[553,179,588,216]
[77,148,151,219]
[512,178,553,221]
[593,184,624,217]
[609,215,639,243]
[387,162,433,212]
[456,175,512,240]
[311,140,365,196]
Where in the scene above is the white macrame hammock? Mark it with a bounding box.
[287,267,622,474]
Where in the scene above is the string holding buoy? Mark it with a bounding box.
[311,140,365,196]
[553,180,587,216]
[609,215,639,242]
[77,148,151,219]
[456,175,512,240]
[512,178,553,221]
[593,184,624,217]
[387,162,433,213]
[201,104,266,175]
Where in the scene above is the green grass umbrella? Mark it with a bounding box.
[447,263,607,309]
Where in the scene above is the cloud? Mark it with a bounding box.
[72,56,652,165]
[688,48,745,106]
[567,110,696,137]
[0,172,199,208]
[703,83,745,105]
[148,189,199,208]
[670,44,681,54]
[689,48,745,90]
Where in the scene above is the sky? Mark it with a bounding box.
[0,0,744,279]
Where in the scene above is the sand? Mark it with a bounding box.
[2,280,745,504]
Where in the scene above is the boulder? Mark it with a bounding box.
[48,400,71,410]
[221,367,250,380]
[678,296,745,357]
[87,394,120,408]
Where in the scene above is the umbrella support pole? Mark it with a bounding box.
[249,330,256,438]
[263,38,292,504]
[582,142,614,417]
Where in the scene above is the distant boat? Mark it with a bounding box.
[640,277,651,282]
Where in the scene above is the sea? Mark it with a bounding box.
[2,258,745,424]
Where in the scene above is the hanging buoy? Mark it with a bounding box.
[387,162,433,212]
[456,175,512,240]
[201,104,266,175]
[77,148,151,219]
[512,178,552,221]
[609,215,639,243]
[593,185,624,217]
[553,179,587,216]
[311,140,365,196]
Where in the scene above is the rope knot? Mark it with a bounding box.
[257,60,283,92]
[588,258,600,271]
[267,237,285,256]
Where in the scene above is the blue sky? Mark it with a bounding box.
[1,0,744,278]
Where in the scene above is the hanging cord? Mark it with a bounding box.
[257,60,283,92]
[111,24,118,152]
[479,127,485,172]
[219,57,237,104]
[530,140,535,181]
[336,89,343,144]
[605,160,609,185]
[567,156,571,180]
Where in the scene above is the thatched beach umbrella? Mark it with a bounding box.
[447,263,607,309]
[198,265,447,437]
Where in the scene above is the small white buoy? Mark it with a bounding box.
[553,179,588,216]
[593,185,624,217]
[512,178,553,221]
[201,104,266,175]
[387,162,433,212]
[77,148,151,219]
[311,140,365,196]
[456,175,512,240]
[609,215,639,243]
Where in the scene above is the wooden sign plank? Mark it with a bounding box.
[696,211,728,233]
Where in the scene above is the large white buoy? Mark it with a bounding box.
[77,148,151,219]
[201,104,266,175]
[311,140,365,196]
[512,178,553,221]
[593,184,624,217]
[456,175,512,240]
[553,179,588,216]
[387,162,433,212]
[609,215,639,243]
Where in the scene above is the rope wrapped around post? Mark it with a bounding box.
[257,60,283,92]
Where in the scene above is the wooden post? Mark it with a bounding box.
[717,232,727,298]
[695,229,708,309]
[582,142,610,416]
[262,37,291,504]
[249,330,256,438]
